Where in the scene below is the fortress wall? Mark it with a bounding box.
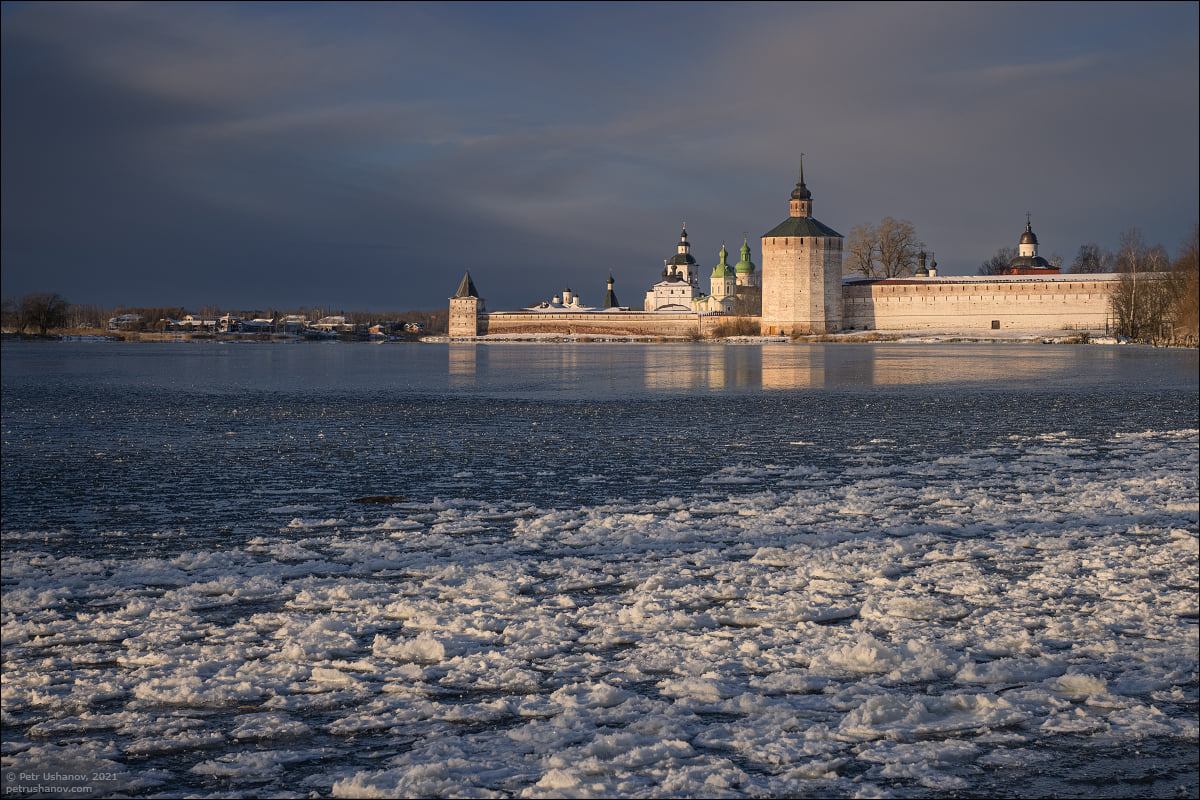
[476,311,720,338]
[842,277,1122,332]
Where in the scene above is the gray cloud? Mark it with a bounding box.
[2,2,1196,313]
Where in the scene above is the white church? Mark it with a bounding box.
[643,226,762,316]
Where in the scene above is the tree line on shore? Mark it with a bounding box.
[0,299,449,338]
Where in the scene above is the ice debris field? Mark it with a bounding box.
[2,429,1198,798]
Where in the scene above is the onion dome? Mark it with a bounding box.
[1020,219,1039,246]
[711,244,734,278]
[602,273,620,308]
[1009,217,1052,270]
[734,237,756,274]
[667,225,698,267]
[915,250,929,277]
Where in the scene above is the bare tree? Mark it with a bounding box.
[1,297,17,331]
[875,217,921,278]
[18,292,69,335]
[844,222,878,277]
[1069,243,1113,273]
[65,303,104,330]
[1110,228,1173,341]
[979,246,1017,275]
[1168,223,1199,343]
[1144,244,1170,273]
[1116,228,1149,272]
[841,218,921,278]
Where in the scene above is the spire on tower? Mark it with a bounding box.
[787,154,814,219]
[791,153,812,202]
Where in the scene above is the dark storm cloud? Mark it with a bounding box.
[2,2,1197,313]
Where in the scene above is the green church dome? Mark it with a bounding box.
[711,244,734,278]
[734,239,756,274]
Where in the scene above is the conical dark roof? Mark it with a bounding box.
[602,274,620,308]
[453,271,479,298]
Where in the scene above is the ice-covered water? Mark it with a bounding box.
[2,342,1197,798]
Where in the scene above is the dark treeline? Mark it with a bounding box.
[0,297,450,336]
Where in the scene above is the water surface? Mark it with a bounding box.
[2,342,1196,798]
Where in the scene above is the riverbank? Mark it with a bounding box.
[427,329,1125,345]
[4,328,1191,347]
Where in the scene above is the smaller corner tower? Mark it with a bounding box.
[449,270,485,337]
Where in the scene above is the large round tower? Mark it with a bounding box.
[759,159,844,335]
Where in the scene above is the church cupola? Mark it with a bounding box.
[602,273,620,308]
[734,236,756,276]
[789,156,813,218]
[710,244,736,301]
[1006,215,1055,273]
[1019,217,1039,258]
[711,244,734,278]
[666,223,699,284]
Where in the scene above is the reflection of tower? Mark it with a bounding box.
[760,158,844,335]
[449,271,484,337]
[448,343,478,386]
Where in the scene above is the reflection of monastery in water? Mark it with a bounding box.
[449,165,1127,338]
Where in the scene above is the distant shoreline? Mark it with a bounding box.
[4,329,1192,348]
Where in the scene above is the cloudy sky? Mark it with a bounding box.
[2,2,1197,313]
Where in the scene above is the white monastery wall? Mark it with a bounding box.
[473,310,717,338]
[842,275,1123,332]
